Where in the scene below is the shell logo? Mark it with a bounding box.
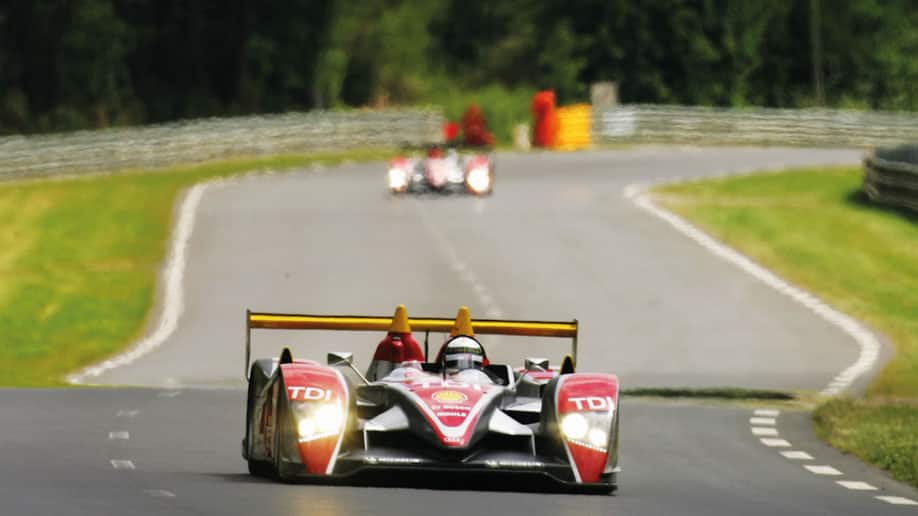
[433,390,468,403]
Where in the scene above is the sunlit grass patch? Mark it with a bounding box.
[0,149,391,386]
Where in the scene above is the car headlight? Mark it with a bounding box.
[588,428,608,448]
[388,168,408,190]
[298,418,317,438]
[297,404,344,441]
[315,404,344,433]
[466,167,491,193]
[560,413,589,440]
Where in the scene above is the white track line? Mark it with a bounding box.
[751,427,779,436]
[753,410,918,505]
[413,200,504,319]
[750,417,776,425]
[116,410,139,418]
[760,438,792,447]
[110,460,135,470]
[804,465,843,476]
[780,451,813,460]
[144,490,176,498]
[876,496,918,506]
[754,409,780,417]
[67,181,213,384]
[108,431,129,440]
[65,166,322,385]
[626,183,881,395]
[836,481,877,491]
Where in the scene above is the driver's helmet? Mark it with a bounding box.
[440,336,486,374]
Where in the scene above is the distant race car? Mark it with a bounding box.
[242,305,621,493]
[387,146,494,195]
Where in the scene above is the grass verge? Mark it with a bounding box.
[654,166,918,487]
[814,398,918,487]
[0,149,391,386]
[622,387,795,400]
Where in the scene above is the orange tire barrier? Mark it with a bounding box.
[555,104,592,150]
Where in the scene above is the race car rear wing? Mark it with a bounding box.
[245,310,577,379]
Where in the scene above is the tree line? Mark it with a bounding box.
[1,0,916,134]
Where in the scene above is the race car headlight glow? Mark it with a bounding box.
[296,404,344,441]
[298,418,317,438]
[560,413,589,440]
[315,404,344,433]
[466,167,491,193]
[388,168,408,190]
[588,428,608,448]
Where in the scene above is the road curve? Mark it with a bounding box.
[99,147,867,391]
[9,147,918,515]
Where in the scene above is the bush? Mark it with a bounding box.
[423,81,534,146]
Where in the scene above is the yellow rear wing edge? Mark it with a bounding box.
[245,310,578,378]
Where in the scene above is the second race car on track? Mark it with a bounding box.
[242,305,621,493]
[386,145,494,195]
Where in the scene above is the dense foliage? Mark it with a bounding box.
[1,0,916,133]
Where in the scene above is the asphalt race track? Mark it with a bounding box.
[6,147,917,515]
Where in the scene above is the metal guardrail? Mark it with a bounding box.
[864,145,918,212]
[0,109,444,181]
[595,105,918,147]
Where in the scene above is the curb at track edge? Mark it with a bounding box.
[67,165,326,385]
[622,172,884,397]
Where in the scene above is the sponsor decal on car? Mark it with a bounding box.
[568,396,615,412]
[432,390,468,403]
[287,386,334,401]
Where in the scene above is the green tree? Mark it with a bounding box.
[59,0,134,127]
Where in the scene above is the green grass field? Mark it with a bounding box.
[0,150,389,386]
[655,166,918,486]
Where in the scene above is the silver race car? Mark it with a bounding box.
[243,305,620,493]
[387,146,494,195]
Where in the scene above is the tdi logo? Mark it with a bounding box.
[288,386,333,401]
[568,396,615,411]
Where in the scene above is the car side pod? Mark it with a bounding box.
[547,373,620,484]
[278,362,351,476]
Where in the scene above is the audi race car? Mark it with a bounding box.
[242,305,621,493]
[387,146,494,195]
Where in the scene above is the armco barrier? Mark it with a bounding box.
[863,145,918,212]
[0,109,444,181]
[595,105,918,147]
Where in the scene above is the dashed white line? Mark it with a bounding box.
[116,410,139,418]
[110,460,135,470]
[876,496,918,506]
[836,481,877,491]
[157,390,181,398]
[760,438,792,447]
[144,489,176,498]
[804,465,843,476]
[754,409,780,417]
[780,451,813,460]
[749,417,776,425]
[626,183,881,395]
[108,431,130,440]
[413,200,505,320]
[751,427,779,436]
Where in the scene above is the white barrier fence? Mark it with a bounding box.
[0,109,444,181]
[596,105,918,147]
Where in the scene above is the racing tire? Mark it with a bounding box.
[272,400,296,483]
[244,374,270,477]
